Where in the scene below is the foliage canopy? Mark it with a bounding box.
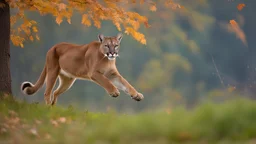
[1,0,247,47]
[5,0,180,47]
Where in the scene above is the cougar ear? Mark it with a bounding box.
[98,34,104,43]
[116,33,123,43]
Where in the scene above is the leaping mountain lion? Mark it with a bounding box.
[21,33,144,105]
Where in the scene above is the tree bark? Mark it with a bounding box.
[0,0,12,96]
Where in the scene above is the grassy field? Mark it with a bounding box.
[0,97,256,144]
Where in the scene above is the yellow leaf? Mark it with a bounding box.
[141,39,146,45]
[30,20,37,25]
[32,26,38,32]
[20,43,24,48]
[36,34,40,40]
[81,14,91,26]
[93,19,101,29]
[125,27,147,45]
[114,22,121,31]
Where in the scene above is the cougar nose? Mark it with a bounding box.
[109,52,114,55]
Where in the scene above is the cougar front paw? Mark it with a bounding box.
[108,88,120,98]
[131,92,144,101]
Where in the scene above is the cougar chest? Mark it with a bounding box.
[97,66,112,75]
[97,60,116,76]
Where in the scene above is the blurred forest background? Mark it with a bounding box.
[10,0,256,112]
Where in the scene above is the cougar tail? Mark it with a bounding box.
[21,65,47,95]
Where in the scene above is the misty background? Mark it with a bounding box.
[10,1,256,112]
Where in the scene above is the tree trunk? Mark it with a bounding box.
[0,0,12,96]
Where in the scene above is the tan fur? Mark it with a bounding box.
[21,33,144,105]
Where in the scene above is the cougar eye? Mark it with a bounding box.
[104,45,108,47]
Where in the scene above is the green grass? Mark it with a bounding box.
[1,97,256,144]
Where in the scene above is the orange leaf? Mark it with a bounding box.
[58,3,67,11]
[67,18,71,24]
[29,36,34,41]
[237,3,245,11]
[229,19,247,46]
[144,21,150,28]
[56,15,63,25]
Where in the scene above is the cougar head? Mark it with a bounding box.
[98,33,123,60]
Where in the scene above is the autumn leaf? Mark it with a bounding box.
[67,18,71,24]
[35,119,42,125]
[237,3,245,11]
[144,21,150,28]
[50,119,59,127]
[125,27,147,44]
[7,0,190,47]
[150,5,157,11]
[228,19,247,46]
[32,26,38,32]
[29,128,38,136]
[93,18,101,28]
[58,3,67,11]
[141,39,146,45]
[20,43,24,48]
[58,117,67,123]
[114,21,122,31]
[81,14,91,26]
[36,34,40,40]
[56,15,63,25]
[29,36,34,41]
[0,128,7,134]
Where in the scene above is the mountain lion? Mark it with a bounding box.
[21,33,144,105]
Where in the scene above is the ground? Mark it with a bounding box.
[0,96,256,144]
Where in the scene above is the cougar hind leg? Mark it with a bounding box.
[44,67,59,105]
[44,49,60,105]
[51,74,75,105]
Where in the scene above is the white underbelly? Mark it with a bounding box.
[60,69,90,80]
[60,69,75,78]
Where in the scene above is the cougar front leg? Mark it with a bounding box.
[91,72,120,97]
[109,73,144,101]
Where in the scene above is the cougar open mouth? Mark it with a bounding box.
[105,52,118,60]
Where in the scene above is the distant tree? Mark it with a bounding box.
[0,0,11,95]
